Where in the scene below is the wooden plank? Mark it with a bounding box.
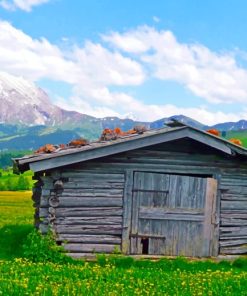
[221,210,247,215]
[221,213,247,219]
[221,194,247,201]
[121,170,133,254]
[220,245,247,255]
[212,173,221,257]
[132,148,241,159]
[221,218,247,226]
[130,172,142,254]
[219,239,247,247]
[50,216,122,225]
[140,207,204,215]
[57,234,121,244]
[69,162,219,176]
[203,178,218,257]
[63,243,117,253]
[220,236,247,240]
[55,224,122,235]
[220,226,247,237]
[220,179,247,185]
[221,200,247,210]
[108,156,238,169]
[85,162,217,175]
[139,207,204,222]
[64,182,124,189]
[219,187,247,194]
[39,207,123,218]
[61,172,125,181]
[40,197,123,207]
[61,189,123,197]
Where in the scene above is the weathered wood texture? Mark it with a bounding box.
[219,173,247,255]
[32,176,43,228]
[39,172,124,254]
[38,149,247,256]
[130,172,217,257]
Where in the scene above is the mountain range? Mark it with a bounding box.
[1,71,247,151]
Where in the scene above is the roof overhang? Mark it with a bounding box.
[14,126,247,173]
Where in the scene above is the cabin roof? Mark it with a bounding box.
[14,125,247,173]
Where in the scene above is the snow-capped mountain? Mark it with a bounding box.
[2,71,247,131]
[0,71,93,126]
[0,71,54,125]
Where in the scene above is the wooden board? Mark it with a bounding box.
[40,170,125,255]
[39,207,123,218]
[129,172,218,257]
[63,243,118,253]
[57,234,121,244]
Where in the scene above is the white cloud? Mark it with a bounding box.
[55,95,123,119]
[0,21,81,83]
[0,0,50,11]
[73,41,145,87]
[0,21,144,87]
[104,26,247,105]
[56,94,244,125]
[1,21,247,125]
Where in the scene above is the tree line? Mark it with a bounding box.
[0,169,33,191]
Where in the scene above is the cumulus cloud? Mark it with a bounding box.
[0,0,50,11]
[0,21,145,87]
[0,21,81,82]
[1,21,247,124]
[103,26,247,105]
[73,41,145,87]
[56,93,245,125]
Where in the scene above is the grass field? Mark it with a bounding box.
[0,191,247,295]
[0,191,33,260]
[0,191,33,227]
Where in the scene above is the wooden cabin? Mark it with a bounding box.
[14,125,247,258]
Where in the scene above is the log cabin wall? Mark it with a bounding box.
[38,171,124,258]
[219,173,247,255]
[35,146,247,257]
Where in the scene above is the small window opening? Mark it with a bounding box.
[141,238,149,254]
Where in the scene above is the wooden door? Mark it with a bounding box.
[130,172,218,257]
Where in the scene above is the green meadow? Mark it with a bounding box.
[0,191,246,295]
[0,168,33,191]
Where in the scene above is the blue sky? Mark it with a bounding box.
[1,0,247,124]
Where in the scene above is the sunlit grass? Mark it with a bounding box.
[0,191,246,295]
[0,191,33,227]
[0,191,33,260]
[0,259,246,295]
